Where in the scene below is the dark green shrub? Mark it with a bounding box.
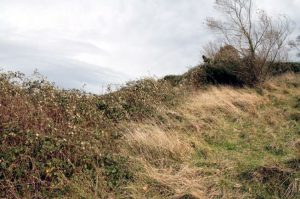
[202,63,245,86]
[272,62,300,75]
[199,45,248,86]
[200,46,300,86]
[101,155,133,189]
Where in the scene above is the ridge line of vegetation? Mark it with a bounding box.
[1,63,299,198]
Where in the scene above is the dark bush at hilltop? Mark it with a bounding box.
[164,51,300,88]
[200,61,300,86]
[166,45,300,88]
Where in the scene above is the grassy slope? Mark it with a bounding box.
[122,73,300,199]
[1,72,299,198]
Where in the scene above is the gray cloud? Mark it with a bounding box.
[0,0,299,92]
[0,38,130,93]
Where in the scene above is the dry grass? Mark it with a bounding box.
[122,73,300,198]
[124,125,192,164]
[122,125,208,198]
[185,86,263,115]
[143,165,205,198]
[264,72,300,90]
[121,86,267,198]
[125,162,207,199]
[175,86,266,137]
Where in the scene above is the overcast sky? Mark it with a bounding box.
[0,0,299,93]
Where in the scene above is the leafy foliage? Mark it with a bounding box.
[0,71,182,198]
[97,78,183,121]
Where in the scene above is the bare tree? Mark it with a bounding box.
[206,0,293,84]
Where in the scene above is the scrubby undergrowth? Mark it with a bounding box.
[1,71,299,198]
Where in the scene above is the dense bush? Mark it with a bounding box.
[0,71,183,198]
[161,44,300,88]
[202,63,245,86]
[199,45,300,87]
[181,45,246,87]
[186,45,248,86]
[201,61,300,87]
[97,78,183,121]
[0,71,127,198]
[180,64,242,88]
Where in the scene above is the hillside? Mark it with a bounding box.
[0,72,299,198]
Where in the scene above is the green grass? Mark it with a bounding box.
[190,76,300,198]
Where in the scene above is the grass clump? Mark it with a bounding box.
[240,165,299,198]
